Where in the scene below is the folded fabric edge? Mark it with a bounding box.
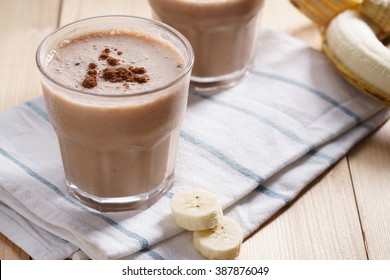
[0,201,79,260]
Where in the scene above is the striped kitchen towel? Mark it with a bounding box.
[0,29,388,260]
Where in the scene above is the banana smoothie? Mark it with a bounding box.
[37,17,193,211]
[149,0,265,89]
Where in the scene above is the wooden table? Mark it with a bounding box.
[1,0,389,260]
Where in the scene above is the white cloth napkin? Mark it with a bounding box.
[0,29,388,260]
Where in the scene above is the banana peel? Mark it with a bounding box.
[290,0,390,106]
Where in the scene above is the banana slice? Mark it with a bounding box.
[170,188,223,231]
[193,216,243,260]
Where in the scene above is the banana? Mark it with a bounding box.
[290,0,390,106]
[170,188,223,231]
[193,216,243,260]
[323,9,390,105]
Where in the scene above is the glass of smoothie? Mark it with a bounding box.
[36,16,194,212]
[148,0,265,91]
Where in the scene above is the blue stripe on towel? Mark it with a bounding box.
[256,184,291,203]
[252,70,371,127]
[307,149,336,164]
[358,121,374,131]
[180,130,291,203]
[180,130,264,182]
[140,248,165,260]
[190,91,315,149]
[0,147,164,260]
[25,101,50,122]
[190,91,337,164]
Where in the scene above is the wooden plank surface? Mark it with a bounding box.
[0,0,389,260]
[348,125,390,259]
[0,0,60,259]
[0,236,30,260]
[60,0,151,26]
[0,0,60,112]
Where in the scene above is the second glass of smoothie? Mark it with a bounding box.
[149,0,265,91]
[36,16,194,212]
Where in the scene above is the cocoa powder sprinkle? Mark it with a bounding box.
[101,67,148,84]
[87,69,97,76]
[134,75,148,84]
[99,53,109,60]
[129,66,146,74]
[107,57,119,66]
[80,47,149,89]
[81,76,97,89]
[88,63,97,69]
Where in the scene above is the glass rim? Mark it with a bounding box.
[35,15,194,98]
